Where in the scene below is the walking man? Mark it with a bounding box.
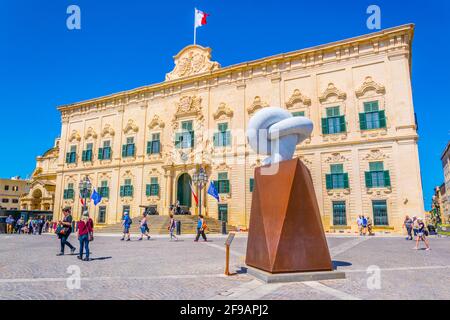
[403,215,413,240]
[5,215,15,234]
[121,212,132,241]
[194,215,207,242]
[357,215,363,236]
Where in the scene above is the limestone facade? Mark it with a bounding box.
[53,24,424,233]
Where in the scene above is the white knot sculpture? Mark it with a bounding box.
[247,107,313,165]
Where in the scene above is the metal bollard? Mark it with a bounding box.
[221,221,227,235]
[176,220,181,235]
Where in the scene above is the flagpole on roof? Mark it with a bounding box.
[193,8,197,45]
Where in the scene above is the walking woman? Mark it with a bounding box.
[413,218,431,251]
[138,212,151,241]
[168,214,178,241]
[77,211,94,261]
[194,215,207,242]
[56,208,76,256]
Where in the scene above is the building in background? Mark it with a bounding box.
[0,177,29,211]
[440,141,450,222]
[53,24,424,233]
[20,139,59,212]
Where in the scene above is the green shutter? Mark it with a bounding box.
[122,145,126,157]
[339,116,346,133]
[66,153,70,163]
[359,113,367,130]
[250,179,254,192]
[213,132,219,147]
[326,174,333,190]
[379,110,386,128]
[120,186,124,197]
[226,131,231,146]
[146,184,151,196]
[131,144,135,156]
[343,173,349,189]
[147,142,151,154]
[190,132,195,148]
[384,171,391,187]
[98,148,103,160]
[322,118,329,135]
[63,190,67,199]
[81,151,86,162]
[365,172,373,188]
[224,180,230,193]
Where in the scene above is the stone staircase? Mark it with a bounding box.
[95,215,236,234]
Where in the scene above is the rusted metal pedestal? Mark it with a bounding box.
[246,158,334,274]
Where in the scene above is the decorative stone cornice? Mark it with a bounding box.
[174,96,202,119]
[325,153,349,163]
[213,103,234,120]
[148,115,165,130]
[101,124,115,137]
[84,127,98,140]
[123,120,139,134]
[355,76,386,98]
[286,89,312,109]
[68,130,81,143]
[363,149,389,161]
[319,83,347,103]
[166,45,220,81]
[248,96,268,115]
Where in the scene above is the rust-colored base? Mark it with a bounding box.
[246,158,333,274]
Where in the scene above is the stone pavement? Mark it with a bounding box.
[0,233,449,300]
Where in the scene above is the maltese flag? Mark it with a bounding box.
[195,8,209,28]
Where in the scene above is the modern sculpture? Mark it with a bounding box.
[246,107,334,275]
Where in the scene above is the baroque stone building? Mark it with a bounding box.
[53,24,424,233]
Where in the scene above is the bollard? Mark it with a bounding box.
[221,220,227,235]
[176,220,181,235]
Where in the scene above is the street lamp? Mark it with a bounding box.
[192,167,208,216]
[78,176,92,216]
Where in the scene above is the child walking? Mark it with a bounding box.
[168,214,178,241]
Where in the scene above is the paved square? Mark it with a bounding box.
[0,233,449,300]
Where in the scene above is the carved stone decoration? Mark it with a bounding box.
[174,96,202,119]
[148,115,165,130]
[247,96,269,116]
[213,103,234,120]
[319,83,347,103]
[246,159,333,273]
[84,127,98,140]
[166,45,220,81]
[101,124,115,137]
[285,89,312,109]
[356,76,386,98]
[325,153,349,164]
[68,130,81,143]
[123,120,139,134]
[363,149,389,161]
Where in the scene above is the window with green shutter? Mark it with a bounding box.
[64,184,75,199]
[147,134,161,154]
[120,179,133,197]
[326,164,349,189]
[82,143,93,162]
[372,200,389,226]
[323,107,346,134]
[360,101,386,130]
[99,141,111,160]
[146,177,160,196]
[366,162,391,188]
[98,181,109,198]
[250,178,255,192]
[122,138,135,158]
[292,111,305,117]
[175,129,194,149]
[333,201,347,226]
[66,146,77,164]
[217,173,230,194]
[214,123,231,147]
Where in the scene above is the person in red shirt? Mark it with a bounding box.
[77,211,94,261]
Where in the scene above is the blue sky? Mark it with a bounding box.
[0,0,449,209]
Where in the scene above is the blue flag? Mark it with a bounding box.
[91,189,102,206]
[207,181,220,202]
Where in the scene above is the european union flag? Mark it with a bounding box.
[91,189,102,206]
[207,181,220,202]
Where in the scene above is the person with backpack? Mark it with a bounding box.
[138,212,151,241]
[403,215,414,240]
[77,211,94,261]
[168,214,178,241]
[56,208,76,256]
[194,215,207,242]
[121,212,132,241]
[413,218,431,251]
[361,216,368,236]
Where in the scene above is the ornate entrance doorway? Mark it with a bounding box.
[177,173,192,208]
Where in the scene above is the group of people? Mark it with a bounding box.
[356,215,374,236]
[120,211,208,242]
[4,215,54,235]
[403,215,431,250]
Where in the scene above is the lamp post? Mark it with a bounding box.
[78,176,92,217]
[192,167,208,216]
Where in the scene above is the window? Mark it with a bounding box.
[2,199,9,203]
[322,106,346,134]
[122,137,136,158]
[12,199,19,204]
[147,133,161,155]
[146,177,160,197]
[120,179,133,197]
[12,186,19,192]
[66,146,77,164]
[4,185,9,191]
[214,123,231,147]
[332,201,347,226]
[373,200,389,226]
[82,143,93,162]
[365,161,391,188]
[326,164,349,190]
[98,181,109,198]
[359,101,386,130]
[98,141,112,160]
[218,204,228,223]
[98,206,107,224]
[175,121,194,149]
[292,111,305,117]
[249,178,255,193]
[63,183,75,200]
[122,205,131,217]
[215,172,230,194]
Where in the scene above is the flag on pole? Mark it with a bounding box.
[91,189,102,206]
[189,182,199,207]
[207,181,220,202]
[80,198,85,206]
[194,8,209,45]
